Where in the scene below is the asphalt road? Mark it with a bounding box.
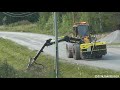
[0,31,120,71]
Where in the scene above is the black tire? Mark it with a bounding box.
[73,44,80,60]
[95,55,102,58]
[80,51,84,60]
[66,43,73,58]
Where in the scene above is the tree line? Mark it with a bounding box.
[0,12,39,25]
[1,12,120,34]
[38,12,120,34]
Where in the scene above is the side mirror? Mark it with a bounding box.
[90,30,96,35]
[91,35,97,42]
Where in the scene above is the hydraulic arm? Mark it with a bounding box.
[27,36,82,69]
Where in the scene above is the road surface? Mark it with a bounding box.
[0,31,120,71]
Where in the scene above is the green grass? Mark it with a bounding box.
[108,43,120,45]
[0,38,54,78]
[0,23,54,35]
[0,38,120,78]
[0,24,39,33]
[0,22,72,36]
[59,62,120,78]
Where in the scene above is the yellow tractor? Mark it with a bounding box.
[66,22,107,60]
[27,22,107,68]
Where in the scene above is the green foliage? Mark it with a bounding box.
[0,38,53,78]
[37,12,120,35]
[8,20,32,26]
[0,60,16,78]
[44,14,54,33]
[1,12,120,34]
[59,13,73,36]
[0,12,39,25]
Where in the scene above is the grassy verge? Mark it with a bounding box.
[0,22,73,36]
[0,23,54,35]
[0,23,112,38]
[0,37,51,78]
[0,24,39,33]
[0,38,120,78]
[108,43,120,45]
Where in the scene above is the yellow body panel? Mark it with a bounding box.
[80,41,106,49]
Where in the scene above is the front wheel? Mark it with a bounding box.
[73,44,80,60]
[66,43,73,58]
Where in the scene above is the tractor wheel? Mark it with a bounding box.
[66,43,73,58]
[80,51,84,60]
[95,55,102,58]
[73,44,80,60]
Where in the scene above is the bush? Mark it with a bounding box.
[0,60,16,78]
[8,20,32,26]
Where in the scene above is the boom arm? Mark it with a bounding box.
[27,36,83,69]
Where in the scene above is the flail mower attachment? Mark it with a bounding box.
[27,39,53,70]
[27,36,82,70]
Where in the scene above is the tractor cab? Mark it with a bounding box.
[73,22,89,37]
[73,22,91,43]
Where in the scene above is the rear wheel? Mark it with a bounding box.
[95,55,102,58]
[80,51,84,60]
[73,44,80,60]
